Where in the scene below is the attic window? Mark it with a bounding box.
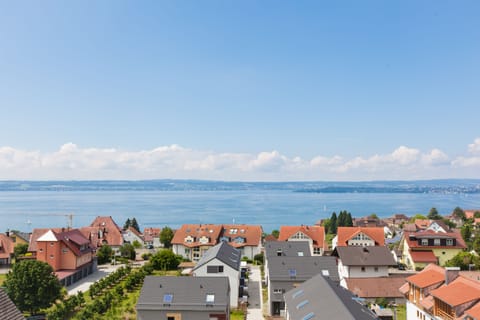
[163,294,173,304]
[434,239,441,246]
[421,239,428,246]
[321,270,329,276]
[447,239,453,246]
[206,294,215,304]
[230,229,238,234]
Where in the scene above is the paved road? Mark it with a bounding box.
[246,265,264,320]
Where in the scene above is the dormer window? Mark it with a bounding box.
[185,236,194,243]
[434,239,441,246]
[199,236,209,244]
[447,239,453,246]
[234,237,245,244]
[421,239,428,246]
[291,232,308,240]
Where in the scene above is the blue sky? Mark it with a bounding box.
[0,1,479,181]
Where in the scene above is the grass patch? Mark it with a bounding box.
[395,304,406,320]
[230,309,245,320]
[0,274,6,286]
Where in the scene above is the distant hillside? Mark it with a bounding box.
[0,179,479,193]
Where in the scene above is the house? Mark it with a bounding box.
[265,255,339,316]
[399,264,480,320]
[143,227,162,248]
[172,224,263,262]
[278,225,326,255]
[264,241,311,258]
[0,288,25,320]
[172,224,223,262]
[284,273,378,320]
[123,226,144,247]
[220,224,262,260]
[354,216,386,228]
[332,227,385,249]
[332,246,396,284]
[80,216,124,253]
[136,276,230,320]
[399,227,466,270]
[192,242,241,308]
[0,233,14,265]
[7,230,30,246]
[28,228,96,286]
[344,276,407,305]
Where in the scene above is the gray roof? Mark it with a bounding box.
[0,288,25,320]
[193,241,241,271]
[264,241,312,257]
[284,274,378,320]
[333,246,396,266]
[137,276,229,312]
[267,256,339,282]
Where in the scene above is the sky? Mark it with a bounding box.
[0,1,479,181]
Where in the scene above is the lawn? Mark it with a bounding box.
[395,304,406,320]
[230,310,245,320]
[0,274,6,286]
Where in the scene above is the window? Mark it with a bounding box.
[313,247,321,255]
[447,239,453,246]
[434,239,441,246]
[185,248,191,255]
[322,270,330,276]
[276,249,282,256]
[291,232,308,240]
[39,248,43,252]
[361,267,366,272]
[289,269,297,277]
[50,242,54,247]
[273,289,283,294]
[207,265,224,273]
[303,312,315,320]
[206,294,215,304]
[297,251,304,257]
[421,239,428,246]
[50,254,54,259]
[292,289,304,299]
[374,267,379,272]
[296,300,309,309]
[62,248,68,254]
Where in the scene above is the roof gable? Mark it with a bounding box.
[336,227,385,246]
[430,276,480,306]
[334,246,396,266]
[406,264,445,288]
[194,242,241,271]
[267,256,339,281]
[264,241,311,257]
[278,225,325,248]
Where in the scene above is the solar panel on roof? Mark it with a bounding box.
[163,294,173,303]
[303,312,315,320]
[296,300,309,309]
[292,289,304,299]
[289,269,297,277]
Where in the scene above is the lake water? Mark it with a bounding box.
[1,189,479,233]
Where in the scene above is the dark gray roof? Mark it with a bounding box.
[137,276,229,311]
[333,246,396,266]
[264,241,311,257]
[193,241,241,271]
[0,288,25,320]
[284,274,378,320]
[268,256,339,282]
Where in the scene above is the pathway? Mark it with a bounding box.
[246,265,264,320]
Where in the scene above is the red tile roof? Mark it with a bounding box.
[29,229,92,257]
[222,224,262,247]
[28,228,64,252]
[264,234,277,242]
[0,234,14,259]
[278,225,325,249]
[171,224,223,247]
[336,227,385,246]
[406,263,445,288]
[430,276,480,306]
[80,216,124,247]
[465,301,480,319]
[465,210,480,219]
[409,250,438,263]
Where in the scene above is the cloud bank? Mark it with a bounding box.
[1,139,480,181]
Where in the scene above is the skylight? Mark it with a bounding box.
[322,270,330,276]
[206,294,215,304]
[296,300,309,309]
[292,289,304,299]
[163,294,173,303]
[303,312,315,320]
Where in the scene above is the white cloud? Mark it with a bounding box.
[1,139,480,180]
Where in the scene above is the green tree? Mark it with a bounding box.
[271,230,280,239]
[4,260,62,315]
[131,218,140,232]
[409,214,427,222]
[462,224,473,244]
[160,226,175,248]
[428,207,442,220]
[453,207,466,221]
[322,219,331,235]
[475,211,480,219]
[132,240,142,249]
[97,244,113,264]
[368,213,379,220]
[120,243,136,260]
[329,212,337,234]
[13,243,29,260]
[123,218,131,230]
[338,211,346,227]
[445,251,480,270]
[150,250,182,270]
[345,212,353,227]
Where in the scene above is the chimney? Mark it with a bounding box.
[445,267,460,285]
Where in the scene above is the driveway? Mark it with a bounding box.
[67,264,123,295]
[246,265,264,320]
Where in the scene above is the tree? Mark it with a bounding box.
[345,212,353,227]
[271,230,280,239]
[329,212,337,234]
[369,213,379,220]
[338,211,346,227]
[13,243,29,260]
[120,243,136,260]
[97,244,113,264]
[131,218,140,232]
[150,250,182,270]
[322,219,331,235]
[132,240,142,249]
[4,260,62,315]
[475,211,480,219]
[123,218,131,230]
[409,214,427,222]
[453,207,466,221]
[445,251,480,270]
[428,207,442,220]
[160,226,174,248]
[462,224,473,244]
